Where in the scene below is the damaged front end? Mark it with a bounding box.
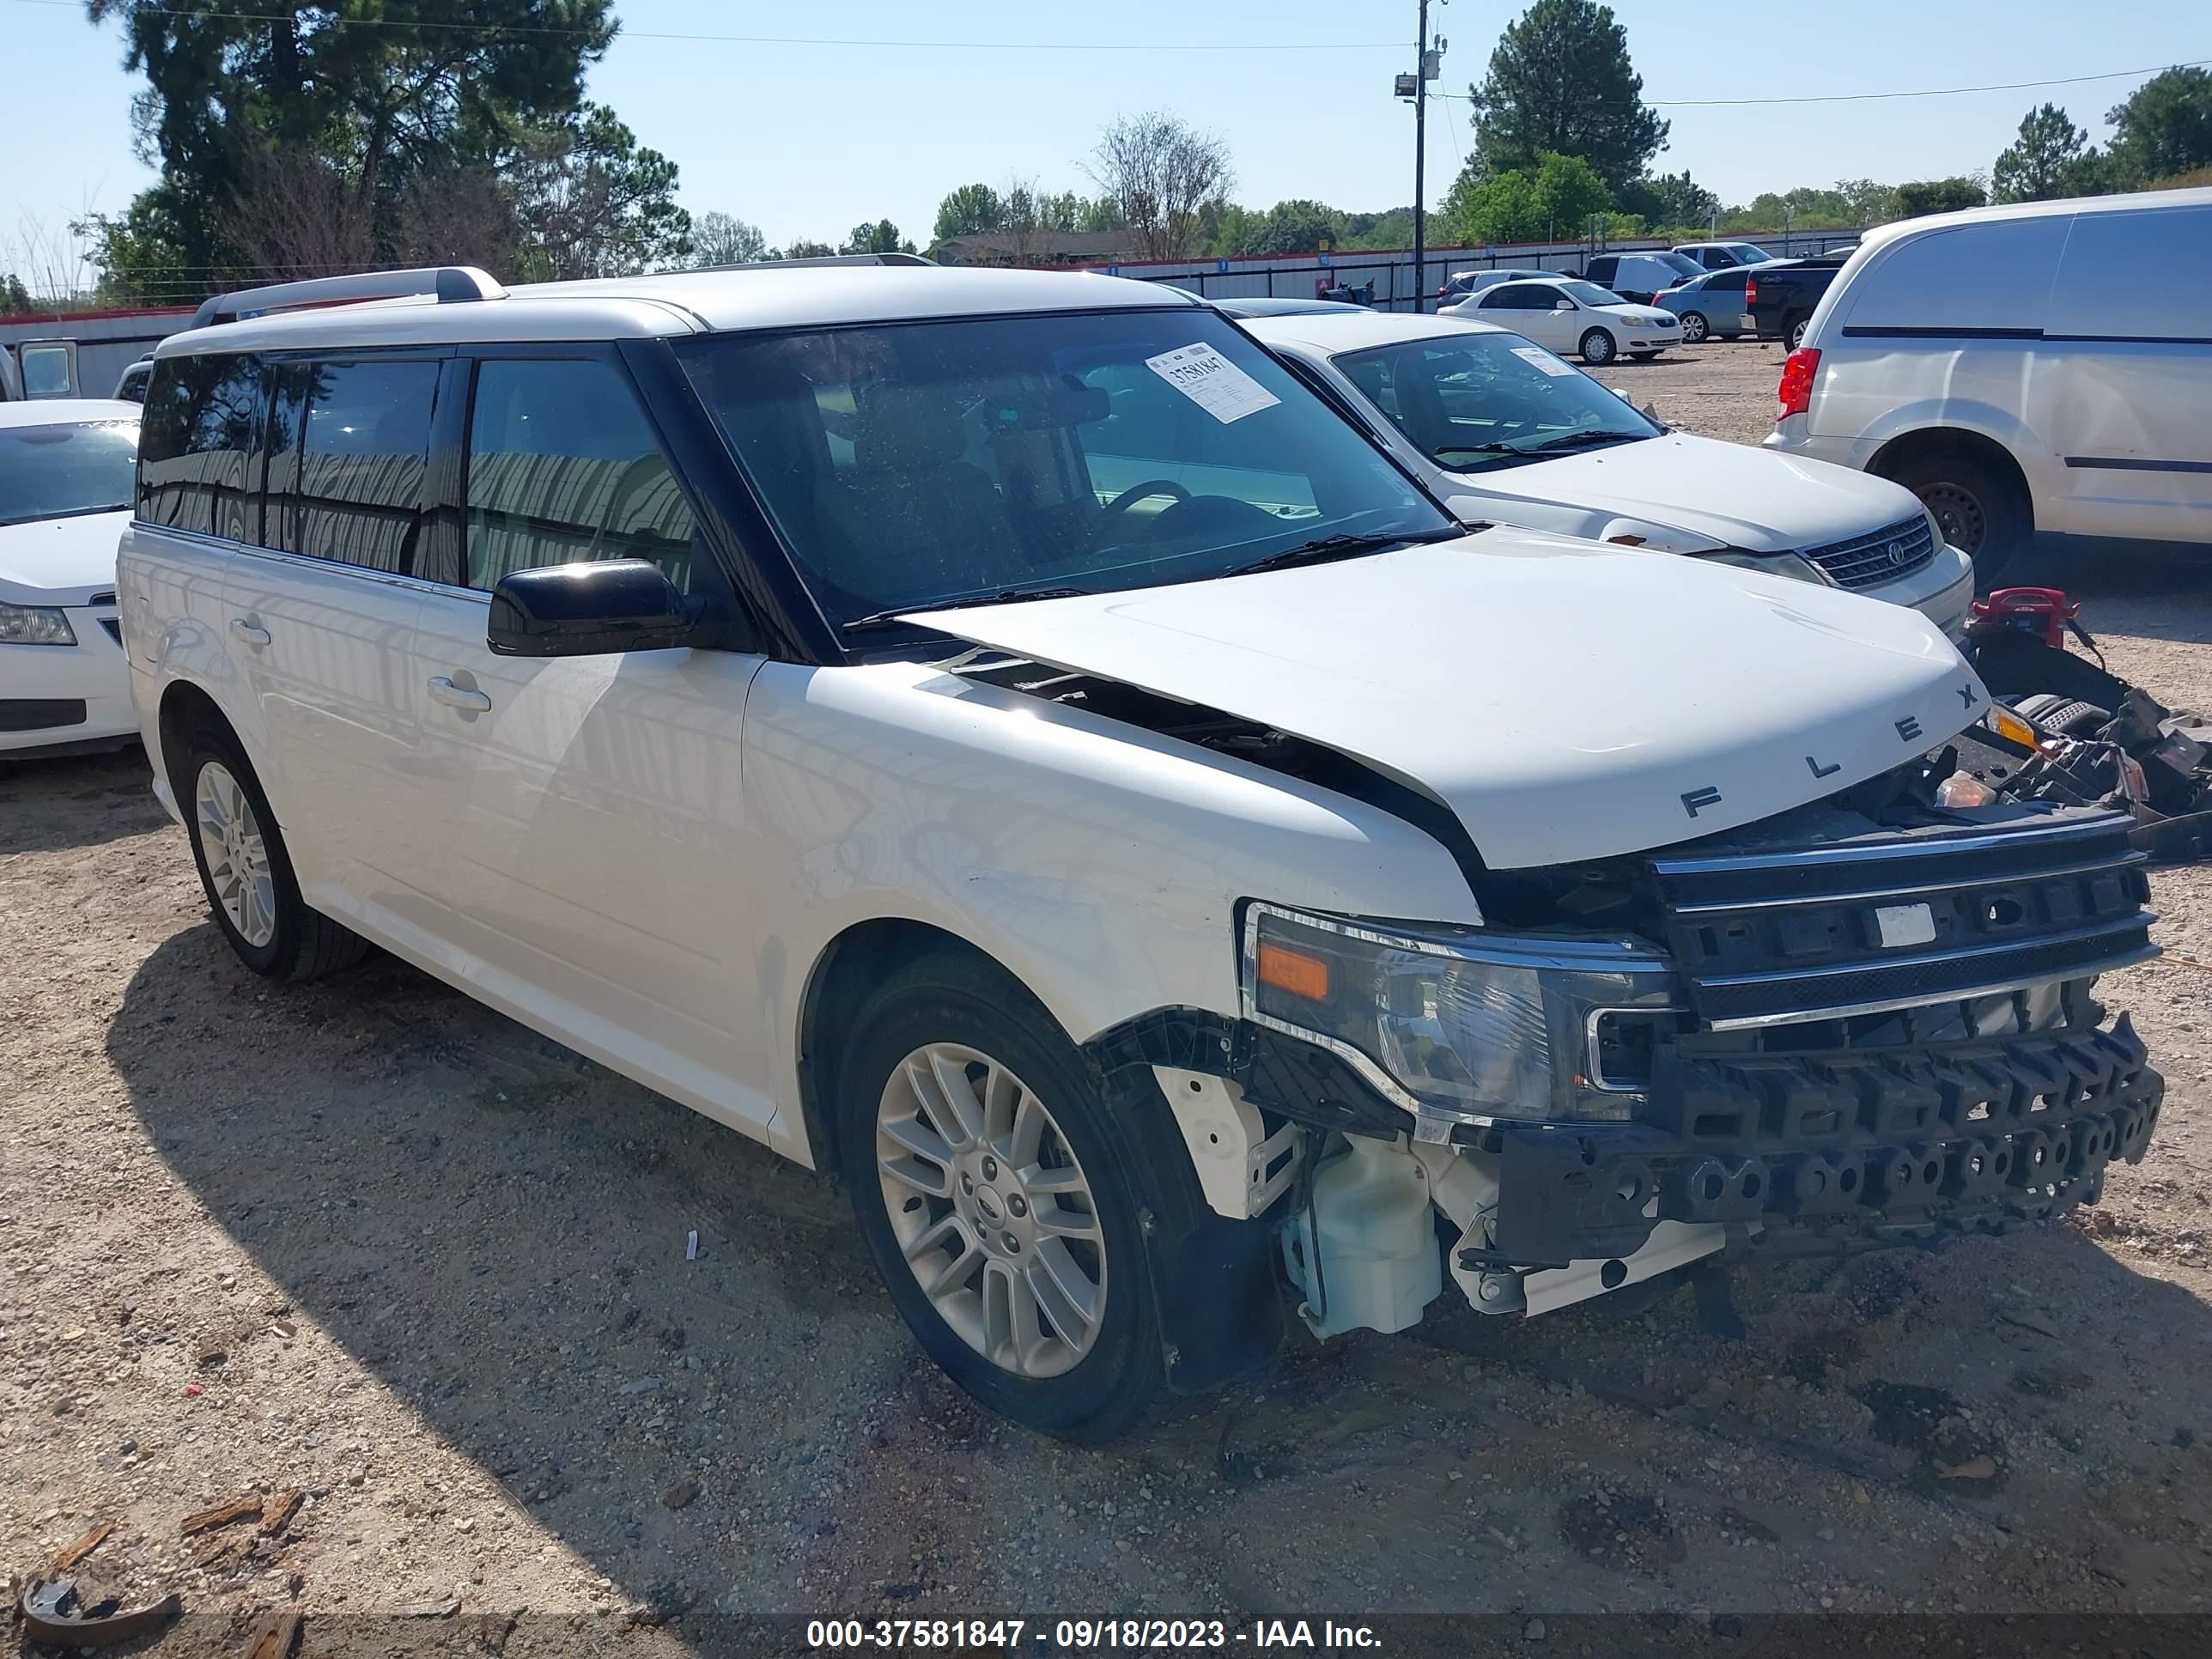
[1100,787,2165,1340]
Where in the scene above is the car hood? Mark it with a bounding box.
[908,532,1986,871]
[0,510,129,605]
[1445,433,1924,554]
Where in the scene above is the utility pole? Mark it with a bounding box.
[1413,0,1429,313]
[1403,3,1443,313]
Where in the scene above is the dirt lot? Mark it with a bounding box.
[5,344,2212,1655]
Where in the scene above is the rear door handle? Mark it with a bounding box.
[229,618,270,647]
[428,676,492,713]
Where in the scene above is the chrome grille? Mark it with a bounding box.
[1801,515,1936,590]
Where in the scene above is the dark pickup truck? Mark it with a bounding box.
[1747,252,1853,349]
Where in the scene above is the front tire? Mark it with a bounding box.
[175,721,368,981]
[1679,311,1709,344]
[835,956,1167,1442]
[1579,327,1617,365]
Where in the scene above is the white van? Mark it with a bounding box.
[1765,187,2212,579]
[119,264,2164,1440]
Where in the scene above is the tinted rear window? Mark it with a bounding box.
[137,354,264,541]
[276,361,439,572]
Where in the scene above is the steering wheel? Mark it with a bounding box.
[1103,479,1192,517]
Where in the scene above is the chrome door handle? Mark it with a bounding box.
[229,618,270,647]
[428,676,492,713]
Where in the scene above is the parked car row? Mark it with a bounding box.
[7,243,2185,1444]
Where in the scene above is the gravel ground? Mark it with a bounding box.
[4,344,2210,1656]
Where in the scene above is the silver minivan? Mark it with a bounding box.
[1765,186,2212,580]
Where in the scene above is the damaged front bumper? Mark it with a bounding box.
[1455,1016,2162,1313]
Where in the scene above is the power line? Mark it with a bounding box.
[8,0,1401,52]
[1432,58,2208,108]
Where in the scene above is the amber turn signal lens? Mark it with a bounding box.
[1992,707,2040,749]
[1255,940,1331,1001]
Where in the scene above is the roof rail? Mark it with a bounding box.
[687,252,937,273]
[187,266,507,331]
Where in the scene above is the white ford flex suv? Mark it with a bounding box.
[120,264,2165,1441]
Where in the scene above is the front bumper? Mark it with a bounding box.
[0,603,137,756]
[1476,1018,2161,1271]
[1867,540,1974,638]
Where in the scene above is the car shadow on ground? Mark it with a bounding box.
[2006,535,2212,630]
[0,744,167,854]
[104,922,2212,1632]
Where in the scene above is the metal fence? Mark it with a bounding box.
[1088,230,1868,310]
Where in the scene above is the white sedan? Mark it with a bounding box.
[1443,276,1681,364]
[0,399,139,757]
[1242,311,1974,634]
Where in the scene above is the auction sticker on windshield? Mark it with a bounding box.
[1145,343,1282,423]
[1510,345,1577,378]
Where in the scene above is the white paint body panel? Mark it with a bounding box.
[1764,188,2212,545]
[908,538,1987,870]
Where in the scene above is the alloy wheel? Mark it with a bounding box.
[875,1042,1107,1379]
[194,760,276,948]
[1680,312,1708,343]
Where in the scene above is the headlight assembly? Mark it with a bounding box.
[0,602,76,646]
[1241,904,1680,1124]
[1700,549,1834,586]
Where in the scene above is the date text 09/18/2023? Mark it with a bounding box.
[805,1618,1383,1649]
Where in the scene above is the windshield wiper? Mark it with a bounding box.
[1516,429,1646,455]
[1223,526,1462,578]
[844,586,1095,632]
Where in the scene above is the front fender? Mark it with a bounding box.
[744,659,1480,1145]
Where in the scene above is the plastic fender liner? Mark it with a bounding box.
[1093,1061,1285,1395]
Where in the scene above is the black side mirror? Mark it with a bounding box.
[487,559,701,657]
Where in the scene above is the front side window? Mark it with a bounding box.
[279,361,438,572]
[680,308,1447,630]
[1335,334,1659,472]
[463,357,698,592]
[0,420,138,526]
[137,354,263,540]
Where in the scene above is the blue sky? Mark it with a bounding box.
[4,0,2203,275]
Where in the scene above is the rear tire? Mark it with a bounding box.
[1786,315,1811,350]
[1877,446,2031,586]
[1679,311,1709,344]
[174,721,368,981]
[835,955,1168,1442]
[1579,327,1617,366]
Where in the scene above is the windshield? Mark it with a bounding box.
[1559,281,1626,308]
[1654,252,1704,278]
[1335,332,1660,472]
[679,308,1449,629]
[0,419,138,526]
